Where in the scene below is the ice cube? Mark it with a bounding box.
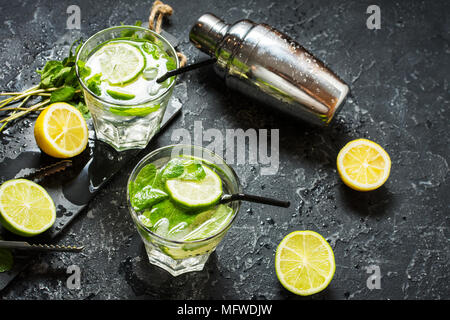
[143,67,158,80]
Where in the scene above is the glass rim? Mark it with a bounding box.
[127,144,242,245]
[75,25,179,107]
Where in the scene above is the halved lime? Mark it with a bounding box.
[95,42,145,85]
[275,231,336,296]
[165,165,223,210]
[0,179,56,237]
[106,89,136,100]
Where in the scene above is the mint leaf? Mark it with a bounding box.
[75,101,90,119]
[182,161,206,181]
[64,38,82,66]
[40,76,53,88]
[145,199,196,233]
[54,67,73,87]
[131,185,168,211]
[77,60,91,79]
[50,86,76,103]
[121,29,135,38]
[161,158,185,180]
[86,73,102,96]
[130,163,168,211]
[166,56,176,71]
[142,42,161,60]
[38,60,64,89]
[64,68,79,87]
[120,20,143,38]
[160,158,206,182]
[28,38,92,120]
[134,164,157,190]
[37,60,62,77]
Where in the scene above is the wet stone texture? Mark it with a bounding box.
[0,0,449,299]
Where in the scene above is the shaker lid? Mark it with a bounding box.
[189,13,229,56]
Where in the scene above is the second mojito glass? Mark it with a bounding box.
[127,145,241,276]
[76,26,179,151]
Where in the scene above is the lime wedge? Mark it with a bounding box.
[0,179,56,237]
[106,89,136,100]
[109,104,160,117]
[95,42,145,85]
[182,204,234,241]
[165,165,223,209]
[275,231,336,296]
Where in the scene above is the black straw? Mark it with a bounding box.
[156,58,217,83]
[220,193,291,208]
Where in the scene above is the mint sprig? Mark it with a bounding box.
[0,39,91,132]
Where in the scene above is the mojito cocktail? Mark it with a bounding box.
[127,145,241,276]
[76,26,178,151]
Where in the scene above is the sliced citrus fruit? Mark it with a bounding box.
[95,41,145,85]
[0,179,56,237]
[337,138,391,191]
[34,102,88,159]
[275,231,336,296]
[165,165,223,209]
[106,89,136,100]
[181,204,234,241]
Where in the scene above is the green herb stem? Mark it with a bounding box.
[0,95,31,133]
[0,98,50,123]
[0,87,58,109]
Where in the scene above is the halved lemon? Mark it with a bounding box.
[0,179,56,237]
[34,102,88,158]
[337,138,391,191]
[275,231,336,296]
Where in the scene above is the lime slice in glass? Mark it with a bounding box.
[0,179,56,237]
[96,42,145,85]
[181,204,234,241]
[165,165,223,209]
[106,89,136,100]
[109,104,160,117]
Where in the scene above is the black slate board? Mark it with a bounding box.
[0,99,182,290]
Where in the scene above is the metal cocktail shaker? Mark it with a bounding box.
[189,13,349,125]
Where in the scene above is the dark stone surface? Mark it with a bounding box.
[0,0,449,299]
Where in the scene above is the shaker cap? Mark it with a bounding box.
[189,13,229,56]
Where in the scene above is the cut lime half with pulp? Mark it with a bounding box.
[0,179,56,237]
[96,42,145,85]
[275,231,336,296]
[165,165,223,210]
